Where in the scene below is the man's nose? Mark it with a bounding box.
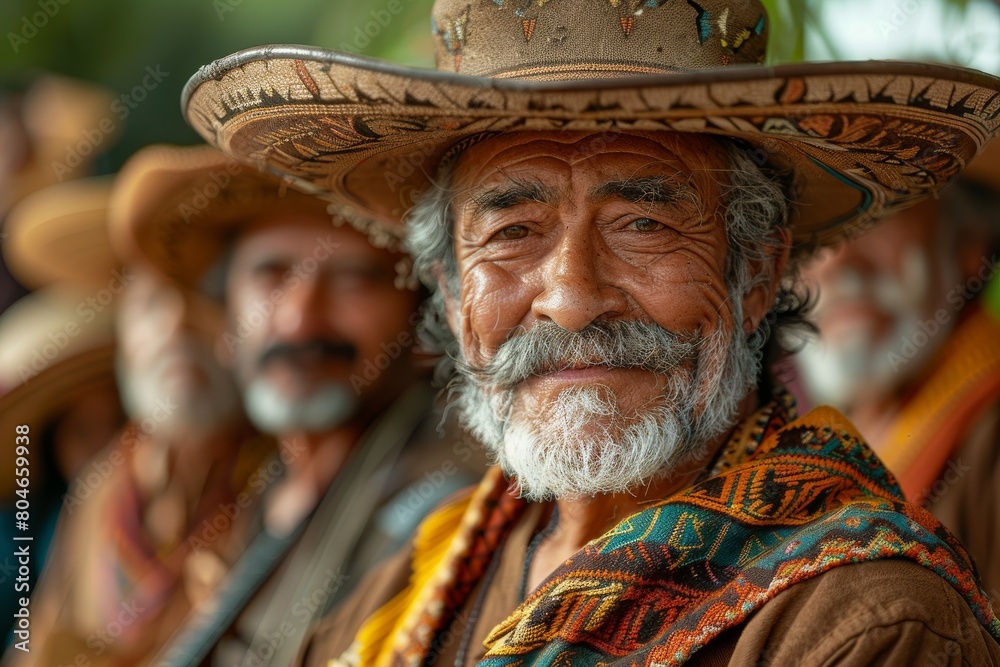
[274,275,331,342]
[530,228,627,332]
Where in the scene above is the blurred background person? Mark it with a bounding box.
[116,145,484,666]
[0,289,121,650]
[0,176,125,649]
[7,168,272,666]
[797,140,1000,601]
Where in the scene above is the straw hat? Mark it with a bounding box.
[3,176,118,289]
[0,289,117,498]
[182,0,1000,248]
[110,144,339,291]
[1,176,124,498]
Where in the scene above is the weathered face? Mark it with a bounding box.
[798,199,961,405]
[452,132,731,393]
[225,208,420,435]
[117,263,240,441]
[442,131,782,498]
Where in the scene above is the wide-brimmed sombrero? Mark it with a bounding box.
[3,177,118,289]
[182,0,1000,248]
[111,144,346,291]
[0,289,117,498]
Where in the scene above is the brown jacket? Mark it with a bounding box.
[208,385,486,667]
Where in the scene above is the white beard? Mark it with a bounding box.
[455,320,759,501]
[118,337,241,440]
[498,384,692,500]
[798,321,904,408]
[798,244,954,409]
[243,379,357,435]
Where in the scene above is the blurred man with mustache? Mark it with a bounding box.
[799,141,1000,602]
[244,340,359,437]
[177,0,1000,663]
[0,177,126,651]
[10,220,269,666]
[116,145,484,666]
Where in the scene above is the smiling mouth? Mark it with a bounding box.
[538,359,610,374]
[534,363,629,382]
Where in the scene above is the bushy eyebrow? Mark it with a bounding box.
[469,181,555,216]
[589,177,686,204]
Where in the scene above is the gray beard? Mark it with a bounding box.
[116,339,241,441]
[451,318,761,501]
[242,379,357,435]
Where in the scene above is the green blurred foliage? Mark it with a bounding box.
[0,0,435,173]
[760,0,981,64]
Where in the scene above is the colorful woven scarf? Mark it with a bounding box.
[340,394,1000,667]
[876,306,1000,504]
[101,425,273,639]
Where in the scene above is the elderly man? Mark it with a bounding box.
[117,145,484,666]
[5,186,263,666]
[798,141,1000,601]
[0,177,125,654]
[0,290,121,652]
[182,0,1000,664]
[13,278,263,667]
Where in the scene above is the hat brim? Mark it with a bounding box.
[4,177,118,289]
[111,144,332,290]
[0,345,117,500]
[183,47,1000,246]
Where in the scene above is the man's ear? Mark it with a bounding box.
[740,227,792,335]
[432,264,461,336]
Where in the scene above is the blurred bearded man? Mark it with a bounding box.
[12,245,268,665]
[117,145,484,667]
[799,141,1000,602]
[185,0,1000,663]
[0,178,127,651]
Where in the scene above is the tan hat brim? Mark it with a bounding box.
[0,345,116,500]
[183,47,1000,247]
[111,144,331,290]
[3,177,118,289]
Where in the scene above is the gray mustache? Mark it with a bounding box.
[468,320,702,389]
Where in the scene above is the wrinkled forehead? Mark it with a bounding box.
[451,130,733,193]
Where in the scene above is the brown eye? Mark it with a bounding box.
[496,225,529,240]
[631,218,664,232]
